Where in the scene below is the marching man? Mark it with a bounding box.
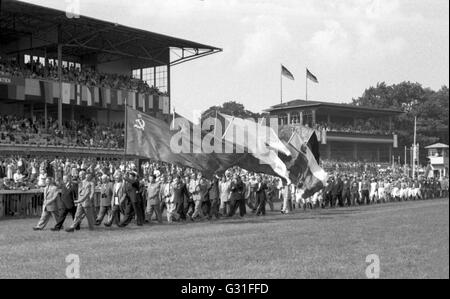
[33,177,60,231]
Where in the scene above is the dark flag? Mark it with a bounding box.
[281,65,295,80]
[306,68,319,83]
[288,131,327,198]
[127,107,327,196]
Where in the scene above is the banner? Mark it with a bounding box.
[126,107,327,195]
[62,83,71,104]
[162,96,170,114]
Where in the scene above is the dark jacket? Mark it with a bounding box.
[230,180,244,201]
[58,182,77,210]
[331,179,343,196]
[173,182,188,205]
[124,177,140,203]
[255,182,267,202]
[208,178,220,200]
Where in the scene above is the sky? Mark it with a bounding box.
[23,0,450,118]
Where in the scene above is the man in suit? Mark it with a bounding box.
[33,177,60,231]
[254,176,268,216]
[331,176,343,208]
[228,175,245,217]
[104,171,125,227]
[120,171,145,227]
[95,175,113,225]
[208,175,220,220]
[145,174,162,224]
[172,175,188,221]
[342,175,352,207]
[66,171,95,232]
[52,175,78,231]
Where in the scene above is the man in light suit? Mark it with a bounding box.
[145,174,162,224]
[104,171,126,227]
[95,175,113,225]
[33,177,60,231]
[52,175,78,231]
[66,171,95,232]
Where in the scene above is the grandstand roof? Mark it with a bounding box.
[0,0,222,66]
[266,99,404,116]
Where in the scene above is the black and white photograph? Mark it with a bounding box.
[0,0,448,284]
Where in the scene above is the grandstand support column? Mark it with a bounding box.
[30,103,34,120]
[287,112,291,125]
[57,26,63,129]
[299,111,304,126]
[377,146,381,162]
[168,64,171,119]
[70,105,74,122]
[327,143,331,160]
[312,109,317,126]
[389,146,393,164]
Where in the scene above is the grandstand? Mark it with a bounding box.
[0,0,222,157]
[266,99,403,163]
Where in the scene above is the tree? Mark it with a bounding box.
[353,82,449,164]
[201,101,265,123]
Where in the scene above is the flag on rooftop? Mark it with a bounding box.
[306,68,319,83]
[281,65,295,80]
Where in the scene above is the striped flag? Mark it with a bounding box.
[306,68,319,83]
[288,131,327,198]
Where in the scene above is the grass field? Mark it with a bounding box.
[0,199,448,279]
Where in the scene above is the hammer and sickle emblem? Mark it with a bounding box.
[134,114,145,131]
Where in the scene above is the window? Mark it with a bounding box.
[142,67,154,87]
[132,69,141,80]
[131,65,168,92]
[24,55,31,64]
[39,57,46,66]
[155,65,167,93]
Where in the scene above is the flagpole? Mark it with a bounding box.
[171,106,176,130]
[124,97,128,161]
[280,66,283,104]
[305,69,308,102]
[412,116,417,179]
[213,110,218,137]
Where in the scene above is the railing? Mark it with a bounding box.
[0,190,44,218]
[0,143,124,156]
[0,190,103,219]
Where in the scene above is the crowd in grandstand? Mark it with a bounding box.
[0,114,124,148]
[0,59,165,96]
[0,154,447,232]
[316,119,395,136]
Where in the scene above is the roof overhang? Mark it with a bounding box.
[0,0,222,66]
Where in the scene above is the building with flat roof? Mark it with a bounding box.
[266,99,403,163]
